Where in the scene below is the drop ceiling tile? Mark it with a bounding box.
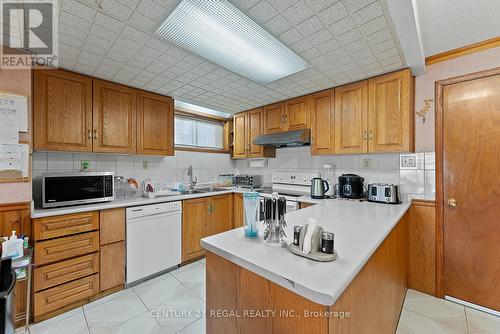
[371,38,396,54]
[127,11,158,32]
[306,0,339,12]
[59,24,90,41]
[337,29,362,45]
[60,11,92,30]
[315,38,341,53]
[309,55,328,66]
[99,0,134,21]
[89,24,118,41]
[352,1,383,25]
[344,39,368,53]
[60,34,85,48]
[231,0,260,11]
[145,37,170,52]
[343,0,377,13]
[121,25,150,42]
[264,14,292,36]
[184,54,205,66]
[380,55,402,66]
[115,0,142,9]
[269,0,298,12]
[358,15,387,36]
[383,62,402,71]
[376,47,399,59]
[279,28,303,44]
[317,2,348,26]
[94,12,124,33]
[283,0,314,24]
[60,43,80,56]
[307,28,333,46]
[136,0,165,21]
[328,16,356,37]
[62,0,95,21]
[248,1,278,23]
[82,43,108,56]
[138,45,163,60]
[107,50,131,62]
[355,54,377,65]
[296,16,324,37]
[299,47,321,59]
[365,28,392,45]
[361,62,381,72]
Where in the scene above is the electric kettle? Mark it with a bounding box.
[310,177,330,199]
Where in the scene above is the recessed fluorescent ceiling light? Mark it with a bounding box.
[156,0,308,84]
[175,100,230,118]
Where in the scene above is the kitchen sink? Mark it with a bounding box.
[180,187,229,194]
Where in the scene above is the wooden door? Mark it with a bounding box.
[34,69,93,152]
[310,90,335,155]
[209,194,233,236]
[182,197,210,261]
[137,91,173,156]
[233,112,247,159]
[368,69,414,153]
[335,81,368,154]
[264,102,285,133]
[100,242,125,291]
[93,79,137,154]
[441,71,500,310]
[285,96,310,130]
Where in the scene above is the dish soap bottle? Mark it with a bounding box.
[1,231,24,259]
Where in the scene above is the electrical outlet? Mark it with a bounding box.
[362,158,370,169]
[142,161,149,170]
[401,155,417,168]
[80,160,90,171]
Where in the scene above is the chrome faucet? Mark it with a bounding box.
[187,165,197,190]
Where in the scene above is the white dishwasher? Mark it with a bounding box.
[126,201,182,285]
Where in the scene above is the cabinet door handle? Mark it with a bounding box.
[368,130,374,141]
[93,129,98,139]
[363,130,368,141]
[88,129,92,139]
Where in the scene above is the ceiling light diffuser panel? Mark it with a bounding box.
[155,0,308,84]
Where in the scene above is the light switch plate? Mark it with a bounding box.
[362,158,370,169]
[142,161,149,170]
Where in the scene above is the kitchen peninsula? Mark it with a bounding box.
[201,200,411,334]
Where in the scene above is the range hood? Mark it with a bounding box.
[253,129,310,148]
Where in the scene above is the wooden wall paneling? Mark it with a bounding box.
[33,69,93,152]
[92,79,137,154]
[137,91,174,156]
[334,81,368,154]
[310,90,335,155]
[408,200,436,295]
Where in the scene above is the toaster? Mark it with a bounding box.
[367,184,401,204]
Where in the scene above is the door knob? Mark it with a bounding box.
[448,199,457,207]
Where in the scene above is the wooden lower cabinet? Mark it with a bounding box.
[233,193,244,228]
[34,231,100,265]
[34,253,99,292]
[100,208,125,245]
[182,195,234,262]
[34,274,99,317]
[34,211,99,241]
[100,242,125,291]
[206,213,408,334]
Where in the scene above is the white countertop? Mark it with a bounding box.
[31,188,248,218]
[201,200,411,306]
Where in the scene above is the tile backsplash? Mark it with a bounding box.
[32,147,435,203]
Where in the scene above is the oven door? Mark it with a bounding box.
[42,172,114,208]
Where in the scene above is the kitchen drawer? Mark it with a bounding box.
[35,232,99,265]
[34,253,99,292]
[34,211,99,241]
[34,274,99,317]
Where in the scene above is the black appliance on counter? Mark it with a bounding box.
[0,258,16,334]
[338,174,365,199]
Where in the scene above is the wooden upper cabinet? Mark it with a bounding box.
[93,80,137,154]
[285,96,309,130]
[137,91,174,156]
[334,81,368,154]
[310,90,335,155]
[233,113,247,159]
[368,69,414,153]
[34,69,93,152]
[264,102,285,133]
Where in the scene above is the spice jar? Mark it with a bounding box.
[321,232,334,254]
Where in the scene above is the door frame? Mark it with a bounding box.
[434,66,500,298]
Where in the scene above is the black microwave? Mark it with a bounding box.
[42,172,114,208]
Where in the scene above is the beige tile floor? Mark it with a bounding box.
[23,258,499,334]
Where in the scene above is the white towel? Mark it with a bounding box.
[302,218,317,254]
